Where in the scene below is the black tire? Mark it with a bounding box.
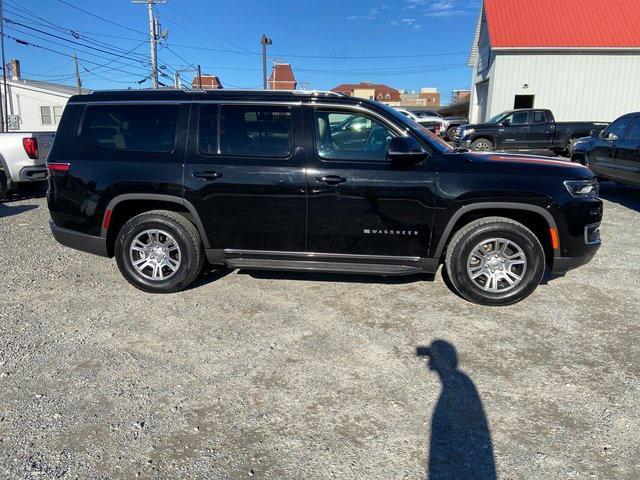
[0,170,8,201]
[470,138,493,152]
[444,126,457,141]
[445,217,545,306]
[114,210,204,293]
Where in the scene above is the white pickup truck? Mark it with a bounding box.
[0,131,55,199]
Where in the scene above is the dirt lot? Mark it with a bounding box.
[0,183,639,479]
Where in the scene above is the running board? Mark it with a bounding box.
[224,258,425,276]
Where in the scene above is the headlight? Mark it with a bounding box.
[564,179,599,199]
[462,128,475,136]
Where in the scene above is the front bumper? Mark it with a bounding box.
[50,221,109,257]
[551,248,599,274]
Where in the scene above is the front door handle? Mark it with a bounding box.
[316,175,347,185]
[193,171,223,180]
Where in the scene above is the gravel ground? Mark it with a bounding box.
[0,183,639,479]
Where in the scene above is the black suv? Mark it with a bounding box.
[47,90,602,306]
[571,112,640,186]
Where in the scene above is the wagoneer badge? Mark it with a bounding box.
[364,229,419,236]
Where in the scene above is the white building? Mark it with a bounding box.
[3,59,88,132]
[468,0,640,124]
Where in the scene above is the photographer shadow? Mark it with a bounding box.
[417,340,496,480]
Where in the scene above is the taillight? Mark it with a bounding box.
[23,137,38,159]
[47,163,70,174]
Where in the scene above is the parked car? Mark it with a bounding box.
[571,112,640,186]
[395,108,442,135]
[0,132,55,199]
[453,109,608,154]
[47,89,602,306]
[442,116,469,140]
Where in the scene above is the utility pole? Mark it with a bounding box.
[196,64,202,89]
[0,0,8,131]
[133,0,166,89]
[73,52,82,94]
[260,34,272,90]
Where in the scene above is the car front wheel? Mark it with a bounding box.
[470,138,494,152]
[445,217,545,306]
[115,210,204,293]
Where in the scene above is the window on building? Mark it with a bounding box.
[377,93,383,100]
[513,95,535,109]
[626,117,640,141]
[531,111,548,124]
[314,109,395,162]
[219,105,292,157]
[40,106,52,125]
[385,93,390,100]
[53,106,64,124]
[199,104,218,154]
[80,104,178,152]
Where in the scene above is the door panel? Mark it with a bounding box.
[590,116,633,181]
[184,103,307,252]
[615,117,640,184]
[496,111,530,149]
[304,107,436,258]
[528,111,554,148]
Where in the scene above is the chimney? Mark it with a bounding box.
[10,59,20,80]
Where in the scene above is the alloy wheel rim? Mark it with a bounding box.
[129,229,181,281]
[466,237,527,293]
[475,142,490,151]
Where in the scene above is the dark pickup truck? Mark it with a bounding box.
[453,109,608,155]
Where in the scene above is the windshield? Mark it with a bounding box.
[488,111,510,123]
[378,103,453,154]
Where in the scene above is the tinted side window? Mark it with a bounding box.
[625,117,640,141]
[314,110,395,162]
[199,104,218,155]
[219,105,292,157]
[532,111,547,124]
[80,104,178,152]
[604,117,632,139]
[506,111,529,125]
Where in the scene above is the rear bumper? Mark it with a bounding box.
[50,221,109,257]
[19,166,47,182]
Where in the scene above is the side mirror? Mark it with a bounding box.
[500,120,511,127]
[605,132,619,142]
[387,137,427,166]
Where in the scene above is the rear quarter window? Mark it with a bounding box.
[79,104,179,153]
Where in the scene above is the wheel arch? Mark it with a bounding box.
[434,202,559,266]
[102,194,210,256]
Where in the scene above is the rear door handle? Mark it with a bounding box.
[193,171,223,180]
[316,175,347,185]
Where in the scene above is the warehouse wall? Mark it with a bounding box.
[489,51,640,122]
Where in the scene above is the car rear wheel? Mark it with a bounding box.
[470,138,493,152]
[115,210,204,293]
[445,217,545,306]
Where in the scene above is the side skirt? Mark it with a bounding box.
[205,249,440,276]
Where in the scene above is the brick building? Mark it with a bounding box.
[331,82,401,103]
[192,74,223,89]
[269,63,297,90]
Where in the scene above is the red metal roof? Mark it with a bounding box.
[484,0,640,48]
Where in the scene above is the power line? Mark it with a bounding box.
[54,0,146,35]
[4,32,150,77]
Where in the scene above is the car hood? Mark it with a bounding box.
[458,151,594,178]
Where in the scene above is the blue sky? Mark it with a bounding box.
[4,0,480,104]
